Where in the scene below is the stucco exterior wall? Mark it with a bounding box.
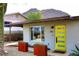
[23,20,79,53]
[66,20,79,53]
[23,20,66,49]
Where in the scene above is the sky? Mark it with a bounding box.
[4,0,79,16]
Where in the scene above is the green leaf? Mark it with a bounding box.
[69,45,79,56]
[69,53,78,56]
[71,50,78,53]
[75,45,79,51]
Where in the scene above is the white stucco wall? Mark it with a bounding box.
[23,20,65,50]
[23,20,79,53]
[66,20,79,53]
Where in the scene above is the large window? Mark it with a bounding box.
[31,26,44,41]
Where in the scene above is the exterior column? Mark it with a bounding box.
[9,26,12,42]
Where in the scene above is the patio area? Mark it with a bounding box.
[4,42,69,56]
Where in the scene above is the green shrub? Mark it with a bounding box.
[69,45,79,56]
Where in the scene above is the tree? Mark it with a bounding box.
[27,11,42,21]
[0,3,7,55]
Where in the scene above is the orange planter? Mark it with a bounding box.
[18,41,28,52]
[34,44,47,56]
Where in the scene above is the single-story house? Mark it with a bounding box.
[4,8,79,54]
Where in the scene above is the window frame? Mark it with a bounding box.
[30,26,45,41]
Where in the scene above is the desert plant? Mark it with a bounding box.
[69,45,79,56]
[27,11,42,21]
[0,3,7,55]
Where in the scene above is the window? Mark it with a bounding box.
[31,26,44,41]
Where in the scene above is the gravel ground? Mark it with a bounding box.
[4,47,34,56]
[4,42,68,56]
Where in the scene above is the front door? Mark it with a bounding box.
[55,25,66,52]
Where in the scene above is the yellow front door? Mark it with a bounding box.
[55,25,66,52]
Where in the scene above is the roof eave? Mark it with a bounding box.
[9,16,70,27]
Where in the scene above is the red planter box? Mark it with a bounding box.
[34,44,47,56]
[18,41,28,52]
